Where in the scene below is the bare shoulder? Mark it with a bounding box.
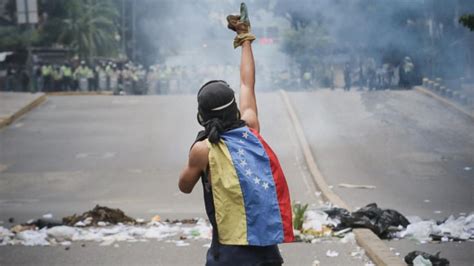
[189,140,209,169]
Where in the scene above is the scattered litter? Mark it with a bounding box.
[398,213,474,243]
[8,217,14,223]
[423,200,431,203]
[47,226,76,242]
[164,218,198,224]
[1,206,212,247]
[412,255,432,266]
[351,247,365,259]
[333,228,352,237]
[136,218,145,223]
[113,243,120,248]
[314,191,322,197]
[398,220,437,242]
[30,218,63,229]
[464,167,471,171]
[340,232,356,244]
[338,183,376,189]
[151,215,161,223]
[404,251,449,266]
[434,210,442,214]
[326,250,339,257]
[97,221,107,227]
[202,243,211,248]
[175,240,190,247]
[11,224,36,234]
[395,252,400,256]
[74,221,86,227]
[328,185,334,189]
[312,259,320,266]
[42,213,53,219]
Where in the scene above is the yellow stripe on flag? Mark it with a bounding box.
[207,140,248,245]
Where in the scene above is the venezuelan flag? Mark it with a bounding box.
[207,126,294,246]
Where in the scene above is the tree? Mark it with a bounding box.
[459,14,474,31]
[58,0,120,60]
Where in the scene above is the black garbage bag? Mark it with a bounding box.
[404,251,450,266]
[324,207,350,219]
[325,203,410,239]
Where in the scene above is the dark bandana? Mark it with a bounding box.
[194,80,245,144]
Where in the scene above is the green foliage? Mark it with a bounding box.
[57,0,120,59]
[459,14,474,31]
[281,22,333,72]
[292,202,308,230]
[0,26,40,50]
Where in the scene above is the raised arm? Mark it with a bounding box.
[240,41,259,132]
[227,3,259,132]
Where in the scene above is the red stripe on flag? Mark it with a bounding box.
[249,128,294,243]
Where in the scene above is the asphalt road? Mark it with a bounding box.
[0,94,371,266]
[289,89,474,265]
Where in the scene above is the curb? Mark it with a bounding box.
[414,86,473,121]
[279,90,406,266]
[46,91,113,96]
[0,93,46,130]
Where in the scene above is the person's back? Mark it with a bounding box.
[179,4,293,265]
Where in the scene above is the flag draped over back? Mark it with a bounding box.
[207,126,294,246]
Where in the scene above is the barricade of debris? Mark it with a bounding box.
[0,205,212,247]
[293,202,474,244]
[63,205,136,226]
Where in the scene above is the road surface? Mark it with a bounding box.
[289,89,474,265]
[0,94,370,265]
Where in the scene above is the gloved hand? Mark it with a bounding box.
[226,3,256,48]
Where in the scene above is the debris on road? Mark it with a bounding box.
[338,183,376,189]
[63,205,136,226]
[0,205,213,247]
[165,218,199,224]
[326,203,410,239]
[42,213,53,219]
[404,251,450,266]
[0,217,212,247]
[326,250,339,257]
[397,214,474,243]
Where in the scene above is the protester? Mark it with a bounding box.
[179,4,293,265]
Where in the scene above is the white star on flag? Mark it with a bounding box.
[242,131,249,139]
[262,182,269,190]
[237,148,245,156]
[245,169,253,176]
[239,159,247,167]
[253,177,261,184]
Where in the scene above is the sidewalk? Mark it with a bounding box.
[0,92,46,129]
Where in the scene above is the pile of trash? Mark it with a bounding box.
[296,203,410,241]
[404,251,450,266]
[397,214,474,243]
[296,203,474,244]
[0,206,211,247]
[63,205,136,226]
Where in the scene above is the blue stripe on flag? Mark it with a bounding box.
[221,127,284,245]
